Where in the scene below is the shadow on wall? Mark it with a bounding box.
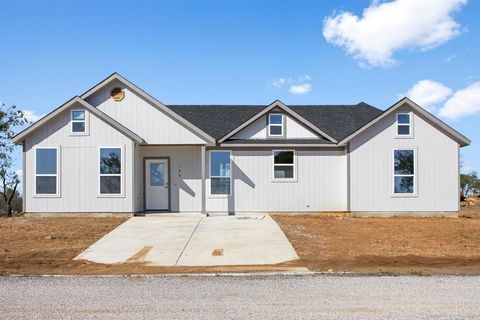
[228,159,256,214]
[349,110,396,152]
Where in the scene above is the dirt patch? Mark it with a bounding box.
[272,210,480,274]
[127,246,153,263]
[0,217,295,275]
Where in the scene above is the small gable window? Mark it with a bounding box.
[268,114,284,137]
[71,109,88,134]
[396,112,412,137]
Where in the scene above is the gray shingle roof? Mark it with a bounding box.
[166,102,383,142]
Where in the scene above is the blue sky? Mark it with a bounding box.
[1,0,479,180]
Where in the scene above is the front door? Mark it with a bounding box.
[145,159,169,211]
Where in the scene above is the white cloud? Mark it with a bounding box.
[272,75,313,94]
[300,75,312,81]
[402,80,453,112]
[443,54,457,63]
[289,83,311,95]
[23,110,45,123]
[439,82,480,119]
[323,0,467,67]
[272,78,286,88]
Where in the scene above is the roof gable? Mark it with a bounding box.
[12,97,145,144]
[339,97,471,147]
[81,73,216,144]
[218,100,338,143]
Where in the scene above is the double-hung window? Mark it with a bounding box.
[210,151,231,195]
[268,114,284,136]
[396,112,412,137]
[71,109,87,134]
[35,147,59,196]
[273,150,295,180]
[393,149,416,195]
[99,147,122,195]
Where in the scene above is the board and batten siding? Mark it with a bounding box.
[85,79,206,145]
[134,146,203,212]
[231,115,319,140]
[206,148,347,212]
[24,104,134,213]
[348,105,459,213]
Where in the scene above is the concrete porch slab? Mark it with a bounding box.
[75,214,299,267]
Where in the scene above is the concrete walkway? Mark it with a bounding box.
[75,214,299,266]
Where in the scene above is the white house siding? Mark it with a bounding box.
[134,146,202,212]
[349,105,459,213]
[206,148,347,212]
[231,115,319,140]
[84,80,206,144]
[24,104,134,213]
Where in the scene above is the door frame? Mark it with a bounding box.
[143,157,171,212]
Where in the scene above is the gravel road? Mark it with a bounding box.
[0,275,479,319]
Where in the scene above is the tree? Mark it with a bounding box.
[0,103,27,216]
[460,171,480,201]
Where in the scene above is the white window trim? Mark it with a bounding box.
[272,149,297,182]
[208,150,232,197]
[392,148,417,197]
[98,146,125,198]
[395,112,413,138]
[70,109,89,136]
[33,146,61,198]
[268,113,284,137]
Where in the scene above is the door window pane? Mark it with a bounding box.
[150,163,165,186]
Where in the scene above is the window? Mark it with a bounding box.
[393,149,415,195]
[268,114,284,136]
[396,112,411,136]
[273,150,295,180]
[71,109,87,134]
[150,163,165,186]
[210,151,231,195]
[35,147,59,196]
[99,147,122,195]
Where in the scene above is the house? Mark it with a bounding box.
[12,73,470,216]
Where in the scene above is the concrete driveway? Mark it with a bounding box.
[75,214,299,266]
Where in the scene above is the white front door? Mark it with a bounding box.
[145,159,169,210]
